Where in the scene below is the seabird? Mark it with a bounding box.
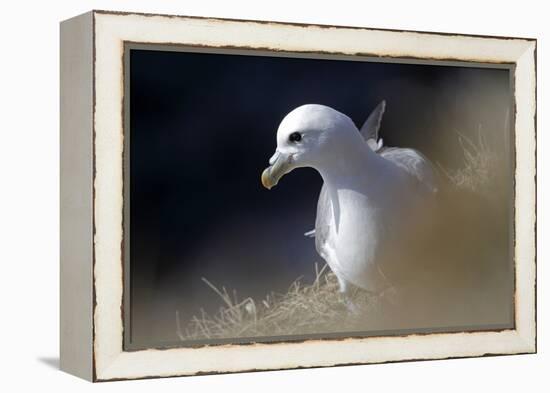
[261,101,438,309]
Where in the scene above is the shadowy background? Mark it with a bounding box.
[128,48,512,347]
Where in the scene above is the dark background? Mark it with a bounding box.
[128,48,511,347]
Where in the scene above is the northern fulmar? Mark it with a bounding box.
[261,101,438,310]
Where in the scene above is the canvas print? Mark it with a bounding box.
[125,46,514,349]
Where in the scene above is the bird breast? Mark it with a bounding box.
[332,189,383,278]
[328,178,412,291]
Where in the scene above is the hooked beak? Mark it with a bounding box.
[261,151,294,189]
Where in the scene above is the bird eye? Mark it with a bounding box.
[289,132,302,143]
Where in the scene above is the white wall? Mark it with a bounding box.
[0,0,546,391]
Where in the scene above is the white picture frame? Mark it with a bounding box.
[60,10,536,382]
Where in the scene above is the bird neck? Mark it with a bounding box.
[316,141,383,189]
[314,141,386,233]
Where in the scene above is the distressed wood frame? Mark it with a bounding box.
[60,10,537,382]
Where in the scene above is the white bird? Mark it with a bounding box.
[261,101,438,309]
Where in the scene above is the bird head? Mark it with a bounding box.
[261,104,360,189]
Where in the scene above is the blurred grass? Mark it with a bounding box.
[438,127,506,200]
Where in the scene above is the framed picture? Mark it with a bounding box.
[60,10,537,381]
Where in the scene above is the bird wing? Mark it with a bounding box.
[360,100,386,152]
[379,147,438,193]
[304,184,331,262]
[304,185,344,284]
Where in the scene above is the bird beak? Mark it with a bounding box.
[261,151,294,189]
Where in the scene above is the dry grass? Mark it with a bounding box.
[177,263,379,341]
[438,127,502,198]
